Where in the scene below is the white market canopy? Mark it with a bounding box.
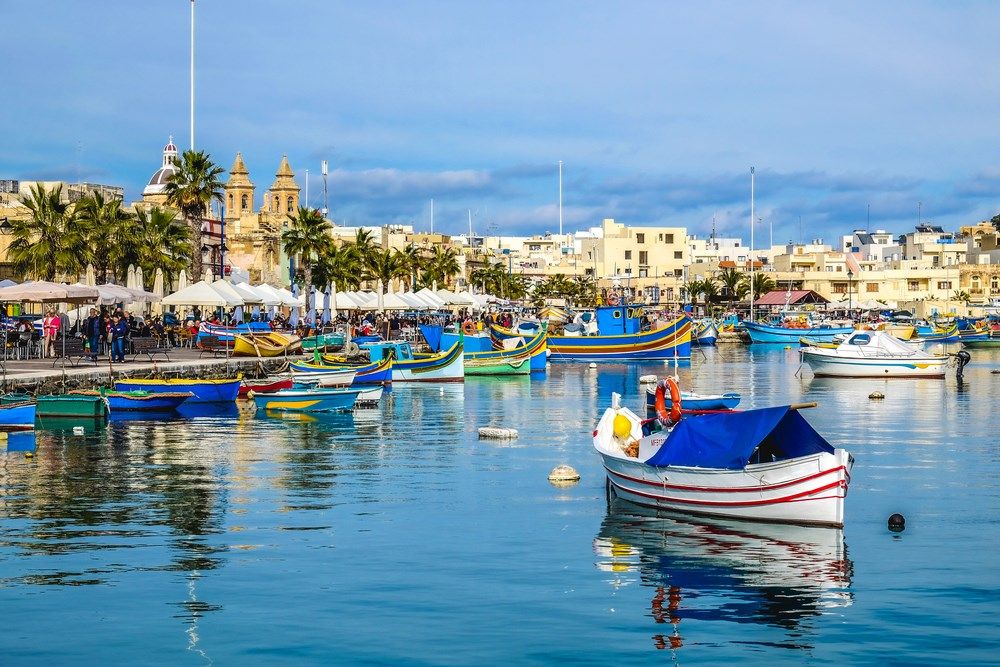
[162,280,242,307]
[0,280,99,304]
[211,279,247,306]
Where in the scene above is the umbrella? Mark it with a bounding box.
[152,268,165,315]
[228,282,264,305]
[135,268,145,293]
[290,285,300,327]
[234,305,244,324]
[202,267,213,284]
[307,286,317,325]
[322,285,332,324]
[210,280,247,308]
[126,265,136,289]
[177,269,188,292]
[0,280,99,304]
[85,264,96,286]
[162,281,240,307]
[0,279,16,289]
[378,281,385,312]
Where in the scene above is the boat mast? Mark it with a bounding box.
[749,166,755,323]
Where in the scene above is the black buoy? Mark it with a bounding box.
[888,513,906,532]
[956,350,971,377]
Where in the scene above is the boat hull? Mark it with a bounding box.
[105,392,192,411]
[962,338,1000,349]
[238,378,294,397]
[290,357,393,385]
[36,394,107,418]
[114,378,242,403]
[483,326,548,372]
[744,321,855,344]
[547,315,692,361]
[692,321,719,347]
[600,449,852,527]
[394,344,464,382]
[252,387,361,412]
[465,355,531,376]
[644,388,741,412]
[800,348,948,377]
[0,402,36,426]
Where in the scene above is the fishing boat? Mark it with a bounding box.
[743,320,854,344]
[252,386,363,412]
[197,321,271,343]
[481,325,548,372]
[547,307,692,361]
[691,319,719,346]
[293,370,358,388]
[962,333,1000,349]
[233,332,300,357]
[420,323,494,354]
[800,330,949,378]
[71,389,193,412]
[36,394,107,418]
[921,324,960,343]
[300,332,346,352]
[0,401,36,427]
[114,377,242,402]
[355,386,384,406]
[238,377,294,397]
[363,340,464,382]
[594,383,852,527]
[289,356,393,385]
[644,387,741,413]
[464,353,531,376]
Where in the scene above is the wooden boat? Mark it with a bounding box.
[962,334,1000,349]
[233,332,300,357]
[594,385,852,527]
[355,386,384,406]
[36,394,107,418]
[691,319,719,346]
[71,389,193,411]
[365,340,464,382]
[920,324,960,343]
[294,371,358,388]
[799,336,838,349]
[290,356,393,385]
[744,320,854,344]
[644,387,741,413]
[252,386,362,412]
[547,309,692,361]
[114,377,242,403]
[238,377,294,397]
[475,325,548,373]
[301,332,346,352]
[465,354,531,376]
[800,331,949,378]
[0,401,36,427]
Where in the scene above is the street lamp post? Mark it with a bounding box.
[847,268,854,313]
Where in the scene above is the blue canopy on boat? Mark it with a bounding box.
[644,406,834,469]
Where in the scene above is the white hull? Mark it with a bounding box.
[393,351,464,382]
[801,349,947,378]
[355,386,383,405]
[599,449,852,527]
[303,371,357,387]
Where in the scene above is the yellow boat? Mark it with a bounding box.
[233,333,300,357]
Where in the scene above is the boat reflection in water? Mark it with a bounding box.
[594,500,853,652]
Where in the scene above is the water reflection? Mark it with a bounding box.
[595,500,853,652]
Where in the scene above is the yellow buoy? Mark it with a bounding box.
[613,414,632,439]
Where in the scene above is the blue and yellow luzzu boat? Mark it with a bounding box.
[547,307,692,362]
[114,377,242,403]
[290,355,393,385]
[473,325,548,373]
[252,386,362,413]
[743,320,854,344]
[367,340,464,382]
[691,319,719,347]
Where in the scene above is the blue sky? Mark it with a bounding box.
[3,1,999,243]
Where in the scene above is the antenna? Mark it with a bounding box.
[321,160,329,217]
[190,0,195,151]
[749,166,755,323]
[304,169,309,208]
[558,160,563,239]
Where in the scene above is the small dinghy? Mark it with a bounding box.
[645,385,741,413]
[238,377,294,397]
[0,400,36,427]
[252,386,363,413]
[595,379,853,527]
[72,389,193,412]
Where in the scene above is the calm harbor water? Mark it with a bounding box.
[1,346,998,664]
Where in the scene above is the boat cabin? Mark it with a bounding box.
[361,341,415,363]
[595,304,644,335]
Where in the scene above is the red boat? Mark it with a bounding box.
[238,377,294,397]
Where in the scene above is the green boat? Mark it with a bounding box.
[36,394,108,419]
[301,333,346,352]
[962,337,1000,349]
[464,354,531,376]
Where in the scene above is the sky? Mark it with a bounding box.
[2,1,999,245]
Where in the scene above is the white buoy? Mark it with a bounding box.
[478,427,518,439]
[548,464,581,483]
[869,391,885,400]
[72,426,85,435]
[588,362,597,369]
[638,374,657,384]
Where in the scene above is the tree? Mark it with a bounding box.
[164,149,225,279]
[685,278,705,307]
[282,207,333,305]
[991,213,1000,232]
[740,272,776,304]
[953,290,972,305]
[399,243,425,290]
[313,242,362,292]
[351,228,378,264]
[364,248,407,293]
[571,276,598,307]
[421,246,461,288]
[77,192,140,283]
[135,206,192,290]
[717,267,747,309]
[700,277,720,307]
[8,183,86,280]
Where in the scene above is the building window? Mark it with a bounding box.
[665,234,674,243]
[584,268,594,276]
[529,244,541,251]
[287,196,294,213]
[937,281,952,290]
[624,268,632,275]
[833,283,847,294]
[228,194,233,209]
[638,269,647,277]
[624,250,632,260]
[636,233,645,244]
[836,266,842,272]
[992,277,999,291]
[241,194,249,210]
[866,283,878,292]
[658,234,663,241]
[674,269,683,277]
[674,251,682,259]
[908,280,920,291]
[639,251,648,265]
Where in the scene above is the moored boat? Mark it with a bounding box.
[0,401,36,427]
[962,333,1000,349]
[355,386,384,406]
[365,340,464,382]
[482,325,548,372]
[595,385,852,527]
[300,332,346,352]
[252,386,362,412]
[238,377,294,397]
[71,389,193,412]
[233,333,299,357]
[547,308,692,361]
[744,320,854,344]
[114,377,242,402]
[644,386,741,413]
[464,354,531,376]
[36,393,107,418]
[290,356,393,385]
[800,330,949,378]
[692,319,719,346]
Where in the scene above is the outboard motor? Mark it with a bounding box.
[956,350,971,377]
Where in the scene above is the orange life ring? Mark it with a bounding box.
[607,294,620,306]
[654,377,683,425]
[462,321,477,336]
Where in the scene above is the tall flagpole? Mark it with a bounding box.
[749,166,755,323]
[430,198,434,234]
[190,0,195,151]
[558,160,563,239]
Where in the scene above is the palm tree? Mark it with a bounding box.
[364,248,407,293]
[351,228,378,263]
[399,243,424,290]
[314,242,362,292]
[421,246,461,288]
[282,207,333,307]
[717,267,747,309]
[571,276,598,307]
[685,278,705,308]
[135,206,192,289]
[502,273,530,302]
[77,192,140,283]
[8,183,86,280]
[701,277,720,309]
[742,272,776,303]
[164,149,225,279]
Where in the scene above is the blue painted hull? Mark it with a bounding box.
[548,315,692,361]
[692,321,719,347]
[106,394,191,411]
[253,387,362,412]
[114,379,241,403]
[0,403,35,426]
[744,321,854,344]
[645,389,742,412]
[469,329,548,372]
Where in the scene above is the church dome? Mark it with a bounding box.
[143,135,180,196]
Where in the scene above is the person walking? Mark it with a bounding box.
[110,314,128,363]
[42,310,60,357]
[84,308,102,361]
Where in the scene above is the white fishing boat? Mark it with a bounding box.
[800,330,949,378]
[355,386,384,406]
[594,382,853,527]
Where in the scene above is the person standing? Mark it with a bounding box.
[84,308,102,361]
[42,310,59,357]
[110,314,128,363]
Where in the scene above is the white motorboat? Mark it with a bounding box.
[800,330,949,378]
[593,385,853,527]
